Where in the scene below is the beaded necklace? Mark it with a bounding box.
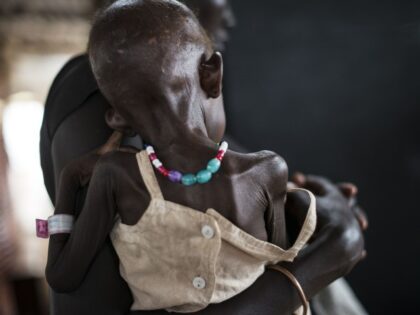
[145,142,228,186]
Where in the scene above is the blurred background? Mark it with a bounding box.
[0,0,419,314]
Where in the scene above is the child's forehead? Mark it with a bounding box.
[109,0,138,8]
[97,1,203,42]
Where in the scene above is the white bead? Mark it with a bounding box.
[152,159,162,168]
[201,225,215,239]
[146,146,155,154]
[219,141,228,152]
[192,277,206,289]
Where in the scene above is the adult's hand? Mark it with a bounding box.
[284,174,367,297]
[336,181,369,231]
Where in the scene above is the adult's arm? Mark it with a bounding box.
[40,54,101,202]
[285,175,366,300]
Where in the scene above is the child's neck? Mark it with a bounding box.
[145,133,222,173]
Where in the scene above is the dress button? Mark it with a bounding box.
[201,225,215,239]
[193,277,206,289]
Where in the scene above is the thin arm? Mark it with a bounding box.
[45,161,117,293]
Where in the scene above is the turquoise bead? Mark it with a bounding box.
[196,170,212,184]
[182,174,197,186]
[207,158,221,174]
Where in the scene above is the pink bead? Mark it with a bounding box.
[216,150,225,161]
[149,153,157,161]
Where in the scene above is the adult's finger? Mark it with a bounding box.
[338,182,358,199]
[352,205,369,231]
[291,172,337,195]
[291,172,306,187]
[341,195,368,231]
[299,174,339,196]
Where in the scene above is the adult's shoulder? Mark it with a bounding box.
[45,54,95,109]
[40,54,111,202]
[47,54,90,95]
[43,53,102,139]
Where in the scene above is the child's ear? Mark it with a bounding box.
[199,52,223,99]
[105,108,135,136]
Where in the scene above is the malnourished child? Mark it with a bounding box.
[43,0,316,314]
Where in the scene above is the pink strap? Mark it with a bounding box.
[35,214,74,238]
[36,219,49,238]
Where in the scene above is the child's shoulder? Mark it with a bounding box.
[227,149,288,177]
[226,149,288,193]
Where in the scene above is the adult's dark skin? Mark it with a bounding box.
[183,0,236,52]
[45,1,366,315]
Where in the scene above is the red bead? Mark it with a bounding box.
[149,153,157,161]
[158,166,169,176]
[216,150,225,161]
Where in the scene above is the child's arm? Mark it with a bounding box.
[45,133,121,293]
[46,158,117,293]
[262,152,289,248]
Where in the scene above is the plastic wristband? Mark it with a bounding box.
[36,214,74,238]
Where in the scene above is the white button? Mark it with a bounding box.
[193,277,206,289]
[201,225,215,239]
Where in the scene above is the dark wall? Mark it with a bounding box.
[225,1,420,314]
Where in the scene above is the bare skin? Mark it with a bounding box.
[48,137,366,315]
[46,1,367,314]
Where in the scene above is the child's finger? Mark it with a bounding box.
[98,131,123,154]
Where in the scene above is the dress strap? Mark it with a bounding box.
[286,188,317,255]
[136,150,164,200]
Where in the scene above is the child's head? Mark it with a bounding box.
[89,0,226,144]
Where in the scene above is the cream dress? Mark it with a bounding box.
[110,150,316,314]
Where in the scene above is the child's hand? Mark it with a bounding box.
[61,131,123,187]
